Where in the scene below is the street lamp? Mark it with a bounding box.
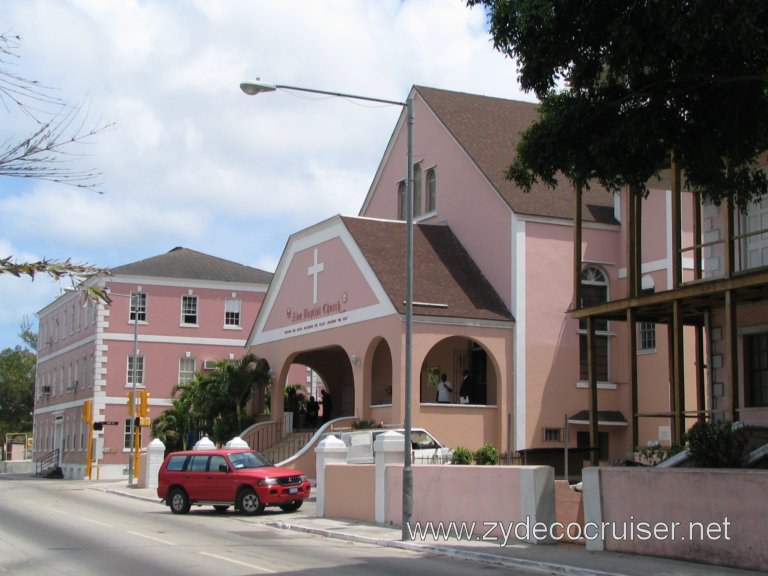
[240,80,415,539]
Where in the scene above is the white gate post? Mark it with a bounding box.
[315,436,348,517]
[374,430,405,524]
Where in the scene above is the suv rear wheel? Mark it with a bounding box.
[237,488,265,515]
[168,488,191,514]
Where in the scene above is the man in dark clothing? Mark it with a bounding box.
[459,370,473,404]
[320,389,333,423]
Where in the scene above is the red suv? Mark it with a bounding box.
[157,448,312,515]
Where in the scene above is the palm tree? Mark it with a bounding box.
[150,396,193,453]
[158,354,270,447]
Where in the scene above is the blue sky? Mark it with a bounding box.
[0,0,534,350]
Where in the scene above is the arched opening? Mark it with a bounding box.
[369,338,393,406]
[419,336,497,405]
[292,346,355,419]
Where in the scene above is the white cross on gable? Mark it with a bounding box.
[307,248,325,305]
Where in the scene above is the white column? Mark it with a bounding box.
[374,430,405,524]
[315,436,348,518]
[143,438,165,490]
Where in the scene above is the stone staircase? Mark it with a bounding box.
[261,429,316,464]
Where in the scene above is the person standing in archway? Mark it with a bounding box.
[320,389,333,423]
[459,369,473,404]
[306,395,320,428]
[436,373,453,403]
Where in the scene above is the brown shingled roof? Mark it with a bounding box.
[111,247,273,284]
[415,86,616,224]
[342,217,513,323]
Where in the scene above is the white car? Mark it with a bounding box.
[332,428,453,464]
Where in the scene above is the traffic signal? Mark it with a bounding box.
[139,390,150,417]
[93,422,104,431]
[83,400,92,424]
[127,391,134,417]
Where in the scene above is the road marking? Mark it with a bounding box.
[199,551,275,573]
[78,516,112,528]
[50,509,112,528]
[127,530,176,546]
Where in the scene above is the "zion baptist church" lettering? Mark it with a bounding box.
[290,300,343,323]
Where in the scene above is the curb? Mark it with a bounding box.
[265,520,629,576]
[103,487,159,504]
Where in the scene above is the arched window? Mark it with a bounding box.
[413,163,422,217]
[579,266,609,382]
[426,168,436,212]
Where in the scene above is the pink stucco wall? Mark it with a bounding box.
[554,480,584,543]
[384,464,554,542]
[593,467,768,572]
[324,463,376,521]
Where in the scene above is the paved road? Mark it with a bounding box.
[0,476,544,576]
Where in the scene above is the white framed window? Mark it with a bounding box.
[225,297,242,327]
[638,277,656,352]
[639,322,656,352]
[179,357,195,385]
[124,419,142,450]
[127,355,144,386]
[426,167,436,212]
[181,295,198,325]
[130,291,147,322]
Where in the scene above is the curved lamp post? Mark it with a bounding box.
[240,80,415,539]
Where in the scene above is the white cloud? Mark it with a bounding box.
[0,0,532,349]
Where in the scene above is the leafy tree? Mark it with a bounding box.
[467,1,768,208]
[684,420,750,468]
[18,316,37,352]
[0,32,111,284]
[0,345,36,439]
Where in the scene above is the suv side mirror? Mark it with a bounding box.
[218,464,229,473]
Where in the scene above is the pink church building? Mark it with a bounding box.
[246,85,709,471]
[33,247,273,480]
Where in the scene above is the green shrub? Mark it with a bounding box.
[473,443,499,465]
[352,419,380,430]
[684,420,750,468]
[450,446,473,465]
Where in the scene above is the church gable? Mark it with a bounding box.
[248,217,395,345]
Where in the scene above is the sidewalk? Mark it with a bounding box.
[99,482,764,576]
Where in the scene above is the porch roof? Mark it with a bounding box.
[342,216,514,323]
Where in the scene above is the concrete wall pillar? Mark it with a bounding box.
[374,430,405,524]
[519,465,556,543]
[581,467,603,551]
[315,436,348,517]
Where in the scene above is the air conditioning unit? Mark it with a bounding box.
[203,360,217,370]
[41,385,51,395]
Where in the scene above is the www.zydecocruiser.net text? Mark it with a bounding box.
[406,517,731,546]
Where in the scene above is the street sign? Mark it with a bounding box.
[103,421,120,426]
